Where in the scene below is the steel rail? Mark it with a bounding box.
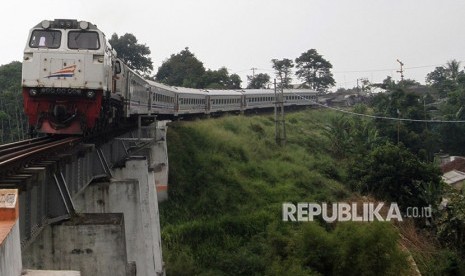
[0,136,50,151]
[0,137,81,169]
[0,137,57,156]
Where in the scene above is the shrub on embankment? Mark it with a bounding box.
[159,110,412,275]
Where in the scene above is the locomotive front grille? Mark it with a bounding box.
[28,87,96,98]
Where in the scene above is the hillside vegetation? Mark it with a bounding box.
[159,109,449,275]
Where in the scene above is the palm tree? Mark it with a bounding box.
[446,59,461,83]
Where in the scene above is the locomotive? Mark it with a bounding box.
[22,19,318,135]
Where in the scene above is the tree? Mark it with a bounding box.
[349,143,442,210]
[446,60,461,83]
[155,48,242,89]
[229,74,242,89]
[155,47,206,88]
[0,61,26,143]
[246,73,270,89]
[109,33,153,75]
[426,60,465,98]
[295,49,335,92]
[436,186,465,255]
[201,68,242,89]
[271,58,293,88]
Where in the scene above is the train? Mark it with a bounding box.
[22,19,318,135]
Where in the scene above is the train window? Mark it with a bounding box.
[29,30,61,48]
[68,31,100,50]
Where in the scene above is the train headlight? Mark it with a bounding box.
[79,21,89,30]
[86,90,95,98]
[29,89,38,96]
[41,20,51,29]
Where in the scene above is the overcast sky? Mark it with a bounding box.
[2,0,465,90]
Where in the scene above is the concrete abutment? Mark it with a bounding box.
[16,121,169,276]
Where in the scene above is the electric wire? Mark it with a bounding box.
[288,91,465,124]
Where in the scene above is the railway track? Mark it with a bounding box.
[0,136,81,175]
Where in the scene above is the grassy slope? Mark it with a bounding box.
[160,109,409,275]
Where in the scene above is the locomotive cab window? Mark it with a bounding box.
[29,30,61,48]
[68,31,100,50]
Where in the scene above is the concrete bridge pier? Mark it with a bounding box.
[18,121,169,275]
[73,157,164,275]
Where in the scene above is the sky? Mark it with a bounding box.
[1,0,465,90]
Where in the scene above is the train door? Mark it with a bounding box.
[147,86,152,114]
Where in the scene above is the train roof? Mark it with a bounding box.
[240,89,276,95]
[148,80,208,95]
[147,80,318,96]
[203,89,243,96]
[282,88,318,94]
[34,19,99,30]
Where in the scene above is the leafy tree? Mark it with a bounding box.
[322,115,354,158]
[349,143,442,209]
[0,61,26,143]
[332,222,409,275]
[202,67,230,89]
[323,113,382,159]
[246,73,270,89]
[0,61,22,89]
[229,74,242,89]
[156,48,242,89]
[109,33,153,75]
[436,186,465,256]
[369,87,438,158]
[398,78,420,88]
[426,60,465,98]
[155,47,206,88]
[271,58,293,88]
[446,60,462,83]
[295,49,335,92]
[371,76,397,90]
[202,67,242,89]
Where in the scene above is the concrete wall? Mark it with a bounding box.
[112,158,164,275]
[0,189,22,276]
[151,121,169,202]
[74,179,146,275]
[22,214,129,276]
[20,122,167,276]
[74,157,164,275]
[0,222,22,276]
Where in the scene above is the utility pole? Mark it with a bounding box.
[396,59,404,82]
[274,79,286,146]
[251,67,257,78]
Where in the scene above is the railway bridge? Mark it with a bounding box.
[0,119,169,276]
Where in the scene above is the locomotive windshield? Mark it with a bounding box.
[29,30,61,48]
[68,31,100,50]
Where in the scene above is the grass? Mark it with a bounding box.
[159,108,412,275]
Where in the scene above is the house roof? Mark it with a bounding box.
[442,170,465,185]
[440,157,465,173]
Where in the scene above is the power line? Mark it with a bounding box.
[333,61,465,75]
[288,91,465,123]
